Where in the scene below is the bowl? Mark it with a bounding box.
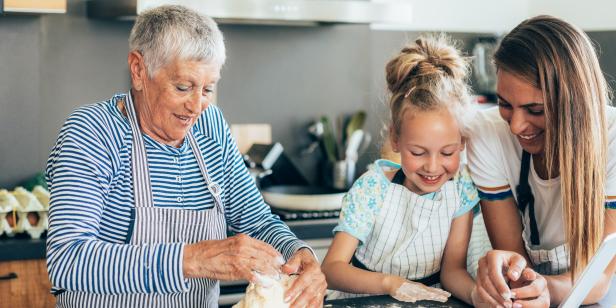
[261,185,345,211]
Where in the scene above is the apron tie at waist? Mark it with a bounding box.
[351,254,441,287]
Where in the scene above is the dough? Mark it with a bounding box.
[232,274,296,308]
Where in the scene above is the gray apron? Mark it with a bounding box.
[56,92,227,307]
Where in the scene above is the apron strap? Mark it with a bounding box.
[516,151,540,246]
[351,254,441,286]
[187,133,225,214]
[392,169,406,185]
[124,92,224,213]
[125,92,155,209]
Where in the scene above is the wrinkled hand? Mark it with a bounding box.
[384,275,450,303]
[281,248,327,308]
[182,233,284,282]
[509,268,549,308]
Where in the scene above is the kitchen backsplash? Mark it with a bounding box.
[2,1,616,187]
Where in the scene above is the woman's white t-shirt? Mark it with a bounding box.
[467,106,616,250]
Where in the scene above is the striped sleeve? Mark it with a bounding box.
[605,111,616,210]
[46,108,189,295]
[208,107,310,260]
[606,196,616,210]
[476,185,514,201]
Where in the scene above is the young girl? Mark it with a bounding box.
[321,35,479,304]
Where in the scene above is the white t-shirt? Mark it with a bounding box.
[467,106,616,250]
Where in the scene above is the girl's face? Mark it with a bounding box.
[496,70,546,155]
[391,108,464,195]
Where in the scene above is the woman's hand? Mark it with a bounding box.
[475,250,549,307]
[182,233,284,282]
[278,248,326,308]
[471,284,491,307]
[509,268,549,308]
[383,275,450,303]
[475,250,525,307]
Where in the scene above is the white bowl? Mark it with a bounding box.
[262,185,345,211]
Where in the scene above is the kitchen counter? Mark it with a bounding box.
[324,295,471,308]
[324,277,616,307]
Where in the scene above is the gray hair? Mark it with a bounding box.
[129,5,226,77]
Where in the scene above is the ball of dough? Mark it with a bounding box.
[233,274,296,308]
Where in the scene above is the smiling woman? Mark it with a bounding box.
[127,57,221,147]
[495,70,546,155]
[45,4,326,308]
[467,15,616,307]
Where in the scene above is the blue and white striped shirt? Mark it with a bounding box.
[45,93,307,295]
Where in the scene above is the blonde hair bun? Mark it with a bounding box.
[386,35,469,95]
[385,34,473,138]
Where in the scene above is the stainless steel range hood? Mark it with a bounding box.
[87,0,413,26]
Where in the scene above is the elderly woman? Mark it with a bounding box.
[45,5,326,307]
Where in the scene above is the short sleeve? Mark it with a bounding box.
[605,108,616,209]
[453,166,480,217]
[467,110,514,201]
[333,169,389,245]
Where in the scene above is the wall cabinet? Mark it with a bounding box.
[1,0,66,14]
[530,0,616,31]
[371,0,616,32]
[0,259,55,308]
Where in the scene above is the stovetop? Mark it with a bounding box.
[271,207,340,221]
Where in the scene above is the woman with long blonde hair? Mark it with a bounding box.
[467,15,616,306]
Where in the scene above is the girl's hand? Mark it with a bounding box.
[383,275,450,303]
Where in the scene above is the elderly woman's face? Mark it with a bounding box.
[138,58,221,147]
[496,69,546,155]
